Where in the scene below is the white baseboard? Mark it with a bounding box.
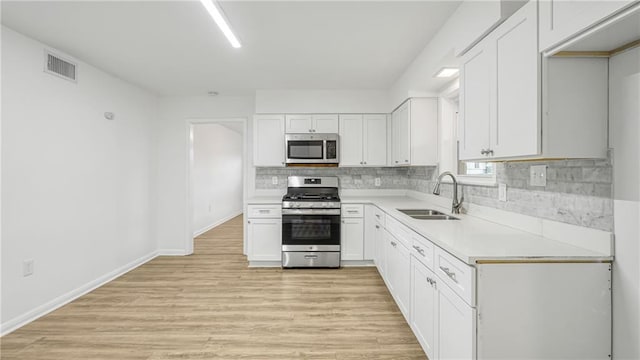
[0,250,158,336]
[157,249,190,256]
[192,210,243,237]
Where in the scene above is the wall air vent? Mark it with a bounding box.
[44,51,77,82]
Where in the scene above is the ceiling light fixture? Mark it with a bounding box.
[199,0,242,49]
[434,67,459,78]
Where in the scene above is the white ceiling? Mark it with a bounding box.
[1,1,461,96]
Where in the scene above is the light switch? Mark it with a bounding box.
[530,165,547,187]
[271,176,278,185]
[375,178,381,187]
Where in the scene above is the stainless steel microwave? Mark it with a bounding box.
[285,133,339,165]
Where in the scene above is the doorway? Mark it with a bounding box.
[186,118,247,255]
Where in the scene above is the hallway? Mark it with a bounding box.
[1,215,425,359]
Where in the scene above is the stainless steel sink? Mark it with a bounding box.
[397,209,460,220]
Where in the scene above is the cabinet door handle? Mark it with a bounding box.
[395,160,399,163]
[405,160,409,163]
[247,220,251,224]
[259,209,269,214]
[375,214,381,219]
[363,161,367,165]
[360,161,363,164]
[412,245,425,256]
[439,266,458,283]
[390,241,397,247]
[375,225,380,229]
[487,149,494,156]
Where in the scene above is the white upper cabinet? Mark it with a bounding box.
[392,102,411,166]
[253,115,285,167]
[459,42,492,160]
[391,98,438,166]
[340,114,388,167]
[285,114,312,133]
[459,0,608,161]
[492,1,539,158]
[460,0,538,160]
[339,115,365,166]
[285,114,338,133]
[312,114,339,133]
[539,0,637,52]
[363,115,388,166]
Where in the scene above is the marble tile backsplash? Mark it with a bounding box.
[406,157,613,231]
[256,156,614,231]
[255,167,410,190]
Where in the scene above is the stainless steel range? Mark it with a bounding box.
[281,176,341,268]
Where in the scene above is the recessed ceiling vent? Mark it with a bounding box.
[44,51,77,82]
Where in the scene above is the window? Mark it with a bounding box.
[459,161,494,176]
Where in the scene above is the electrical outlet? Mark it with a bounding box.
[271,176,278,185]
[23,259,34,277]
[530,165,547,187]
[374,178,381,187]
[498,183,507,202]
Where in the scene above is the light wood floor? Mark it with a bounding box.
[1,215,426,359]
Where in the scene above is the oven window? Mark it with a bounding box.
[282,215,340,245]
[290,218,331,239]
[288,140,324,159]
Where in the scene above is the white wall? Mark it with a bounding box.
[255,89,390,113]
[192,124,243,236]
[154,95,254,253]
[1,27,157,333]
[609,47,640,360]
[389,1,522,108]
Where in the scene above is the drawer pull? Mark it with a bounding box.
[304,255,319,259]
[347,210,358,213]
[258,209,270,213]
[412,245,425,256]
[440,266,458,283]
[375,214,381,219]
[375,225,380,229]
[390,241,397,247]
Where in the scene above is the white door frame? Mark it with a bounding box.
[185,118,248,255]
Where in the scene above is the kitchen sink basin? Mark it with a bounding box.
[397,209,460,221]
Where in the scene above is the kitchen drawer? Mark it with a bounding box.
[435,247,476,306]
[410,232,435,271]
[247,204,282,218]
[373,207,385,226]
[342,204,364,218]
[385,216,411,248]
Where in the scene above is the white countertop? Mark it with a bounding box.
[247,195,613,265]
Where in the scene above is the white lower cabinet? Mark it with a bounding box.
[247,218,282,262]
[411,252,475,360]
[372,210,611,360]
[341,217,364,260]
[437,277,476,360]
[385,230,411,319]
[342,204,365,261]
[410,257,438,360]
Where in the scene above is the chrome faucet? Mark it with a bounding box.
[433,171,464,214]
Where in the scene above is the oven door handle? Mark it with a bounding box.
[282,208,341,216]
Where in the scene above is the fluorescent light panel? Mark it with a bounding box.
[435,67,459,78]
[200,0,242,48]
